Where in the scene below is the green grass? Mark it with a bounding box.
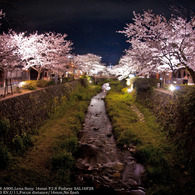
[105,87,175,194]
[0,84,101,187]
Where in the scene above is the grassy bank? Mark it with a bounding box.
[105,82,175,194]
[0,84,101,187]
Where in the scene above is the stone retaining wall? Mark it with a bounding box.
[136,89,176,129]
[0,80,83,137]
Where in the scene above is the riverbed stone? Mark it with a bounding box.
[112,172,121,178]
[113,162,124,171]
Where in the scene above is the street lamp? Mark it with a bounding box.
[169,84,176,91]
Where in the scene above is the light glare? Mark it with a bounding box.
[169,84,175,91]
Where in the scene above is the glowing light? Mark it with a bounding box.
[89,80,92,83]
[169,84,176,91]
[128,88,133,93]
[129,74,135,78]
[18,81,26,88]
[126,78,131,86]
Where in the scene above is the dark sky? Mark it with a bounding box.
[1,0,195,65]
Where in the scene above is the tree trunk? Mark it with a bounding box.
[4,78,8,97]
[37,71,41,80]
[10,78,13,95]
[186,67,195,84]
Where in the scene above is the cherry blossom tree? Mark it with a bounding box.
[11,32,48,80]
[120,10,195,83]
[42,32,73,78]
[109,55,137,80]
[74,53,106,76]
[0,9,5,26]
[0,31,21,95]
[11,31,73,80]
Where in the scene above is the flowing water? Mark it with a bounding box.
[74,92,145,194]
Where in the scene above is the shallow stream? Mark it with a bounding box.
[74,92,145,194]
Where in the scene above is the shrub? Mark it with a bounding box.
[57,137,79,155]
[52,151,74,171]
[76,112,85,123]
[11,133,32,154]
[0,118,10,136]
[12,135,25,154]
[0,143,11,169]
[37,80,51,88]
[23,80,37,90]
[133,78,159,92]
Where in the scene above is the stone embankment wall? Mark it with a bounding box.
[0,80,83,136]
[136,89,176,130]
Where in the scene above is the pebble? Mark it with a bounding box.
[88,165,94,171]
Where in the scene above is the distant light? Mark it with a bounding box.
[175,86,180,90]
[128,88,133,93]
[126,78,131,86]
[89,80,92,83]
[169,84,176,91]
[173,81,177,84]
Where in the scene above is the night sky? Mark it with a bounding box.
[1,0,195,65]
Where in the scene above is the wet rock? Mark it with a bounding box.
[127,156,134,161]
[113,162,124,171]
[128,147,136,154]
[111,172,121,178]
[129,190,146,195]
[127,178,138,186]
[87,139,94,144]
[97,163,103,170]
[84,163,91,168]
[88,165,94,171]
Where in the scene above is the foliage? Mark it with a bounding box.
[173,86,195,149]
[0,118,10,136]
[52,151,74,171]
[0,143,11,169]
[97,78,113,86]
[22,80,37,90]
[134,84,195,194]
[12,133,32,154]
[133,78,159,92]
[37,80,51,88]
[105,83,175,194]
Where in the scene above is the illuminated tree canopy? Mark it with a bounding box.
[74,53,106,76]
[118,10,195,82]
